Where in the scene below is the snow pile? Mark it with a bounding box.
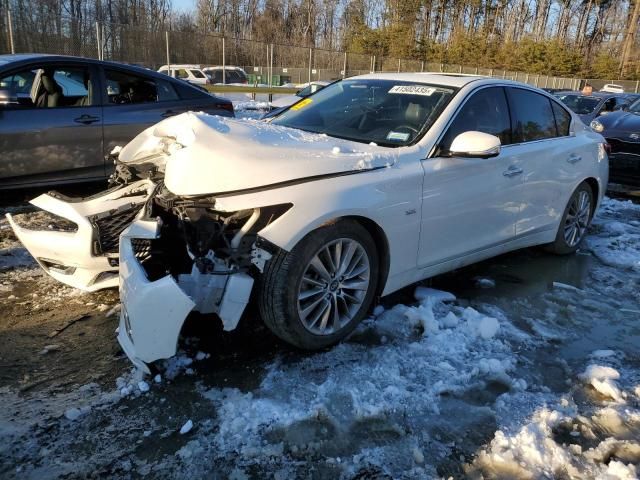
[469,364,640,479]
[585,197,640,271]
[189,288,526,474]
[580,364,625,402]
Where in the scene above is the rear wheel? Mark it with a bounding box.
[545,182,594,255]
[258,220,379,349]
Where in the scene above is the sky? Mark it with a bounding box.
[173,0,196,12]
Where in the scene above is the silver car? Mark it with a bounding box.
[0,54,234,189]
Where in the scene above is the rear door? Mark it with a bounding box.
[0,62,104,185]
[101,67,190,156]
[505,87,585,236]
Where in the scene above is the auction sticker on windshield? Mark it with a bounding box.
[290,98,313,110]
[389,85,436,96]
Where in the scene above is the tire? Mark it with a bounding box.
[545,181,594,255]
[258,219,379,350]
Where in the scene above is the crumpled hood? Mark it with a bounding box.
[119,112,397,196]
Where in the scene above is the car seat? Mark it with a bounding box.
[36,70,62,108]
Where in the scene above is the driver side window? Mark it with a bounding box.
[440,87,511,152]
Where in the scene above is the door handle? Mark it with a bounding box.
[73,114,100,125]
[503,166,523,177]
[567,154,582,164]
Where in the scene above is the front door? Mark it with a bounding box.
[418,86,521,267]
[0,63,104,185]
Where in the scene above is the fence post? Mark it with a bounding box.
[308,47,312,83]
[635,80,639,93]
[165,31,170,71]
[101,23,105,60]
[222,37,226,84]
[372,55,376,73]
[7,4,15,54]
[421,61,424,72]
[459,64,462,73]
[397,58,401,73]
[489,68,493,77]
[95,22,101,60]
[342,51,347,78]
[269,44,274,87]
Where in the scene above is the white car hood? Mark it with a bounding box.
[118,112,397,196]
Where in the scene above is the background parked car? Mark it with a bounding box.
[600,84,625,93]
[0,54,233,189]
[555,91,631,124]
[590,97,640,186]
[270,81,329,109]
[202,66,248,84]
[157,64,211,85]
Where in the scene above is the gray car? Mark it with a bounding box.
[0,54,234,189]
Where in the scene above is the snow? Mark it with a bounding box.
[413,286,456,302]
[580,365,624,402]
[179,420,194,435]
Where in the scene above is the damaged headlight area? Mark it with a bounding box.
[10,209,78,233]
[117,189,292,369]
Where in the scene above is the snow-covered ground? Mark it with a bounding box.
[1,193,639,478]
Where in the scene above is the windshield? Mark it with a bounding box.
[629,98,640,113]
[557,94,601,114]
[271,79,456,147]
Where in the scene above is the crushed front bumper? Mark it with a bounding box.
[117,219,195,373]
[6,180,154,291]
[117,218,255,371]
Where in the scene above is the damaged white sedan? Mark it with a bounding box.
[9,74,608,371]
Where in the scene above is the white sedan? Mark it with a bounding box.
[8,73,608,371]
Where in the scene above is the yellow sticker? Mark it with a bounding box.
[290,98,313,110]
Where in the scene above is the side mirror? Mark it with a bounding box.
[449,131,501,158]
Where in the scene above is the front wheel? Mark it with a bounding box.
[258,220,379,349]
[545,182,594,255]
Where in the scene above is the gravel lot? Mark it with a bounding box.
[1,162,639,478]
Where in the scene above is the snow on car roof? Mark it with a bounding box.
[353,72,489,88]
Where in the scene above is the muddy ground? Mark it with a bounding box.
[0,184,639,480]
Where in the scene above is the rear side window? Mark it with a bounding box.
[551,101,571,136]
[173,80,209,100]
[508,88,557,142]
[441,87,512,150]
[105,69,158,104]
[190,69,205,79]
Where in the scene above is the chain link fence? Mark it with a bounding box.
[3,13,640,93]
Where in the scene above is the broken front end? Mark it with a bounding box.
[117,187,289,371]
[6,178,155,291]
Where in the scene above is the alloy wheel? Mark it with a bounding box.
[297,238,371,335]
[563,190,591,247]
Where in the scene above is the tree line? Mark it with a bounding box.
[3,0,639,79]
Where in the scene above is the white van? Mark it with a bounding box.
[158,65,211,86]
[600,83,625,93]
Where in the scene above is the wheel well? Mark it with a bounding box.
[584,177,599,214]
[343,215,390,297]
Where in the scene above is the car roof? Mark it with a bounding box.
[555,91,620,99]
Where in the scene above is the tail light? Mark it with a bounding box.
[215,102,234,113]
